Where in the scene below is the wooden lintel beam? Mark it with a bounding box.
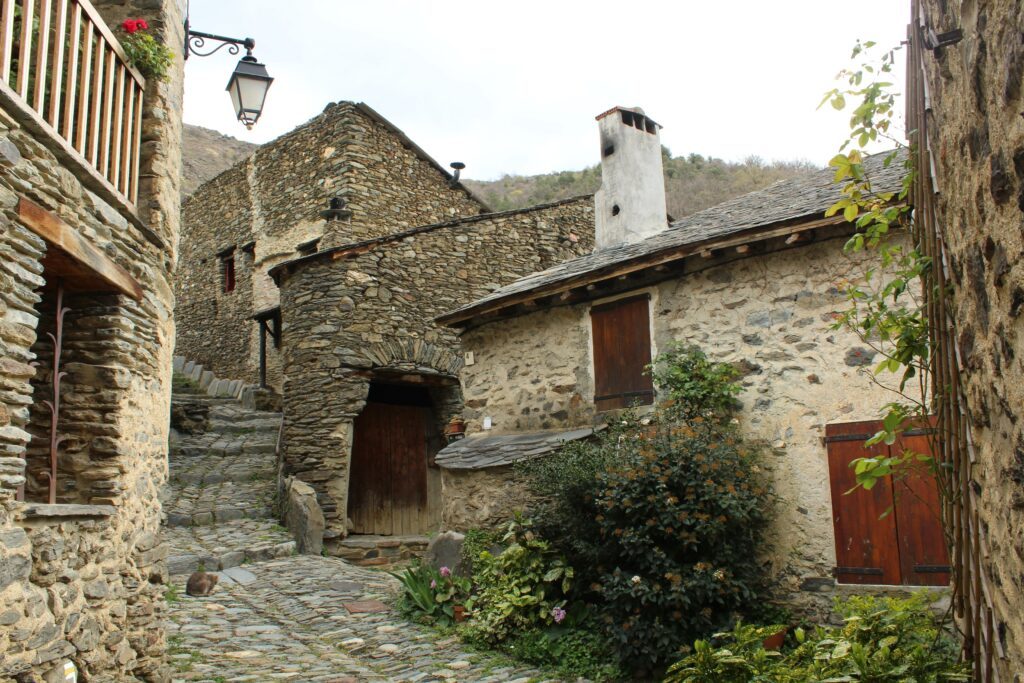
[785,231,810,245]
[18,197,143,300]
[735,244,751,254]
[700,248,714,259]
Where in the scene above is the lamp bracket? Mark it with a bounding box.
[184,18,257,60]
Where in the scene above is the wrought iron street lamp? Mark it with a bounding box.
[183,6,274,129]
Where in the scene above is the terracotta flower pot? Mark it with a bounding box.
[762,627,787,650]
[453,605,467,623]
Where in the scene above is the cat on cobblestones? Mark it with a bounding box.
[186,571,219,596]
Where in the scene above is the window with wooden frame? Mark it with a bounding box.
[590,294,655,412]
[218,248,236,294]
[826,419,950,587]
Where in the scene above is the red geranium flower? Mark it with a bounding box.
[136,19,149,30]
[122,18,138,33]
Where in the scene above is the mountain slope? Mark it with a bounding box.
[181,124,258,198]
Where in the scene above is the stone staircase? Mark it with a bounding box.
[163,369,295,575]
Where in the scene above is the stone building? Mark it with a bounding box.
[176,102,489,392]
[0,0,183,680]
[915,0,1024,676]
[436,107,949,617]
[176,100,596,555]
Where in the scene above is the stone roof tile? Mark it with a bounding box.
[435,427,600,470]
[439,150,908,324]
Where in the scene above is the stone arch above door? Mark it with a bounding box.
[358,338,463,377]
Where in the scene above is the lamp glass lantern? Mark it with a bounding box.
[226,55,274,129]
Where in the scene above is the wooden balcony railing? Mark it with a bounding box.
[0,0,145,211]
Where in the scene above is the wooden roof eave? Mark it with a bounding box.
[437,213,854,329]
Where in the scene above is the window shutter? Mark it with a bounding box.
[590,295,654,412]
[825,420,902,585]
[891,426,951,585]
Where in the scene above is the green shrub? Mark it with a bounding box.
[665,593,969,683]
[518,345,774,672]
[390,561,472,626]
[650,343,742,423]
[498,625,624,681]
[464,517,574,644]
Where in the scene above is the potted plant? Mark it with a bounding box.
[444,416,466,441]
[119,18,174,82]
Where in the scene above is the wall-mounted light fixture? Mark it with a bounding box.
[183,3,274,129]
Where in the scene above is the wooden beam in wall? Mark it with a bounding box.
[17,196,143,300]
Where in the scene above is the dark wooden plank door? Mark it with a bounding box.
[591,295,654,411]
[892,430,951,586]
[826,420,902,585]
[349,402,429,535]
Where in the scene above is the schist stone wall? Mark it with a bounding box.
[275,197,595,547]
[920,0,1024,673]
[0,0,184,679]
[454,236,907,618]
[176,101,486,389]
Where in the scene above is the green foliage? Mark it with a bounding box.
[464,517,574,644]
[463,152,815,218]
[390,561,472,626]
[461,527,502,574]
[518,346,774,672]
[665,593,969,682]
[649,343,743,423]
[819,41,943,502]
[122,31,174,82]
[495,625,624,681]
[586,416,774,671]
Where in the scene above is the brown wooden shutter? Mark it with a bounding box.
[590,295,654,412]
[891,426,951,586]
[826,420,903,585]
[826,419,950,586]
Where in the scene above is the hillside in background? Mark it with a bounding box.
[180,130,817,219]
[465,149,818,218]
[181,124,258,198]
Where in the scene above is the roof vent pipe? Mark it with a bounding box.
[449,161,465,187]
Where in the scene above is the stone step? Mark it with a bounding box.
[170,440,277,458]
[164,518,296,574]
[332,535,430,567]
[206,418,282,434]
[169,463,275,486]
[160,477,277,527]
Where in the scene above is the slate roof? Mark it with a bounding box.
[439,150,907,325]
[435,427,601,470]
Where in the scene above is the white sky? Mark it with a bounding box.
[182,1,909,181]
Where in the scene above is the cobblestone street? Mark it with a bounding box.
[163,374,553,682]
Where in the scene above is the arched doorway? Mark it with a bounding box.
[348,378,450,535]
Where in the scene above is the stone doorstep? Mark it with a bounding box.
[333,535,430,567]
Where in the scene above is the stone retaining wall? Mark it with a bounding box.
[277,197,595,546]
[455,235,910,619]
[919,0,1024,672]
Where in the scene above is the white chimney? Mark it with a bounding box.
[593,106,668,250]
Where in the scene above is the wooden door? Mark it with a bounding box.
[349,401,429,535]
[826,420,903,585]
[892,429,951,586]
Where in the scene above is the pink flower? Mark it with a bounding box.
[429,579,437,589]
[551,606,566,624]
[439,566,451,578]
[122,19,138,33]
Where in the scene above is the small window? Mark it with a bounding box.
[826,419,950,586]
[590,295,654,411]
[220,251,236,293]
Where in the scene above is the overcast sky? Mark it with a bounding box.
[182,1,909,181]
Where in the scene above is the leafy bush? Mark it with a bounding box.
[391,562,471,626]
[518,345,775,672]
[464,517,574,644]
[665,593,969,682]
[120,19,174,81]
[651,343,742,423]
